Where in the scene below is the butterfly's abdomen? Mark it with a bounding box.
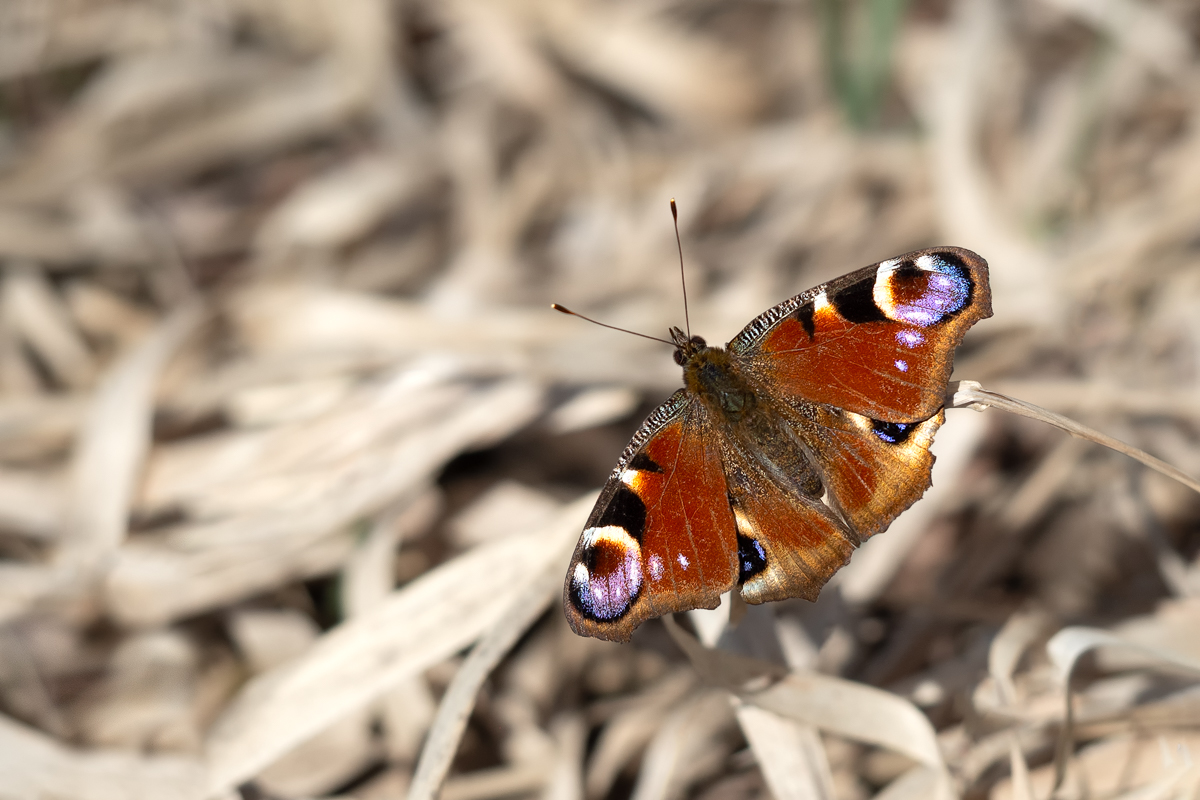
[684,347,757,419]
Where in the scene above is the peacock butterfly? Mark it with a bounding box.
[562,244,991,642]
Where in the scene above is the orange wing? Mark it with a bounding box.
[791,405,945,539]
[563,392,739,643]
[731,247,991,423]
[719,435,859,606]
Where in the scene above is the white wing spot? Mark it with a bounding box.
[649,554,664,580]
[677,553,689,570]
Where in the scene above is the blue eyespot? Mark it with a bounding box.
[871,420,913,444]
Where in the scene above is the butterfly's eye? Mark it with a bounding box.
[691,336,707,348]
[673,349,687,366]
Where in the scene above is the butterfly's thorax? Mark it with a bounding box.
[682,346,756,419]
[682,345,825,498]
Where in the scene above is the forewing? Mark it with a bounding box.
[564,391,739,642]
[729,247,991,423]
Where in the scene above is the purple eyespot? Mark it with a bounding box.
[570,527,643,621]
[877,256,971,327]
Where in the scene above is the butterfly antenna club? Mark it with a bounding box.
[670,198,691,339]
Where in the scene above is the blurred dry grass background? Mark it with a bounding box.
[1,1,1199,799]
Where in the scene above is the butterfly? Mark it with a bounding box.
[563,247,991,642]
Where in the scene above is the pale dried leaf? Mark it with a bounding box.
[205,499,584,794]
[584,669,697,800]
[628,690,735,800]
[228,609,321,675]
[741,670,950,795]
[439,764,548,800]
[256,153,436,253]
[106,527,356,628]
[1041,0,1191,76]
[542,714,586,800]
[75,631,202,753]
[0,208,88,264]
[0,713,208,800]
[447,480,559,549]
[736,702,835,800]
[343,490,441,618]
[65,281,157,350]
[380,676,438,764]
[3,266,95,389]
[987,610,1055,708]
[872,766,943,800]
[991,731,1200,800]
[256,709,377,797]
[62,302,203,562]
[405,494,588,800]
[539,0,763,126]
[0,467,63,540]
[0,395,86,462]
[546,386,640,435]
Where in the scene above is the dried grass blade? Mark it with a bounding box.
[206,495,587,795]
[922,0,1055,324]
[0,467,63,540]
[0,713,207,800]
[735,703,835,800]
[405,493,591,800]
[0,394,84,462]
[542,714,586,800]
[949,381,1200,495]
[629,690,734,800]
[1007,735,1033,800]
[666,620,951,796]
[0,208,86,264]
[61,301,204,562]
[343,491,441,619]
[106,527,358,628]
[742,673,947,778]
[1109,765,1200,800]
[439,764,548,800]
[988,610,1054,707]
[2,266,95,389]
[584,670,698,800]
[538,0,763,125]
[1040,0,1191,76]
[870,766,942,800]
[1046,626,1200,791]
[662,615,785,687]
[109,380,542,626]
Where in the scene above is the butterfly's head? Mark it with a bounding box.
[669,326,707,365]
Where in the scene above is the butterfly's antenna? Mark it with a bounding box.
[551,304,675,347]
[670,198,691,339]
